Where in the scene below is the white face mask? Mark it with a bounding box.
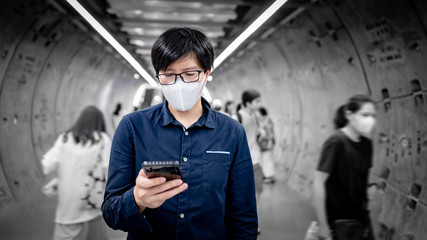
[161,74,206,111]
[354,116,376,137]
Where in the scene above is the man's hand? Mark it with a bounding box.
[133,169,188,213]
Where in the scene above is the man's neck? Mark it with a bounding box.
[168,98,204,129]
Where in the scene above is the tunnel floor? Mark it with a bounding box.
[0,176,315,240]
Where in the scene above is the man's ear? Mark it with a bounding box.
[205,69,211,79]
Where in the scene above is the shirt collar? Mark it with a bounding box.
[157,97,215,129]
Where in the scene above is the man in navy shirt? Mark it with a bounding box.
[102,27,258,239]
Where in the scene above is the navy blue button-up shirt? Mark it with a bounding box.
[102,98,258,240]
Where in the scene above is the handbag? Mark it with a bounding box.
[333,219,368,240]
[81,141,106,209]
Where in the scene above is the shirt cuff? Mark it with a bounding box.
[123,187,153,233]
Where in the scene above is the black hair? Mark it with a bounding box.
[241,89,261,107]
[259,107,268,116]
[236,103,243,123]
[113,103,122,116]
[334,94,375,129]
[64,106,106,145]
[151,27,215,73]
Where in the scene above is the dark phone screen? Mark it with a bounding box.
[143,161,183,181]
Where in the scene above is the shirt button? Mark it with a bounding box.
[180,213,185,218]
[185,131,189,136]
[183,157,188,162]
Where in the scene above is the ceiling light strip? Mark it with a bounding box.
[213,0,288,70]
[66,0,157,87]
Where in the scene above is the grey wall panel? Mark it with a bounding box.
[0,0,40,208]
[0,1,40,90]
[331,0,427,101]
[0,12,62,202]
[31,23,86,162]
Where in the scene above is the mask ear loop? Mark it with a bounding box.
[198,73,208,97]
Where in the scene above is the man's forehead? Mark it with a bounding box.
[166,54,202,71]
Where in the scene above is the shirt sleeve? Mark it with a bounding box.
[101,116,153,233]
[41,134,63,175]
[317,136,342,173]
[224,124,258,239]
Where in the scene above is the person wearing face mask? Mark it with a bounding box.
[313,95,377,240]
[102,27,258,239]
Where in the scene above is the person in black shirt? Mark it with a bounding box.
[314,95,377,240]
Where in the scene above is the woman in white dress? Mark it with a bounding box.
[41,106,111,240]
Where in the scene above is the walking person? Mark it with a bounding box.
[314,95,377,240]
[257,107,276,184]
[41,106,111,240]
[238,89,264,234]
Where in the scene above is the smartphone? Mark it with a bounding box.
[142,161,183,181]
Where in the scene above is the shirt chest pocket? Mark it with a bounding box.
[203,151,231,190]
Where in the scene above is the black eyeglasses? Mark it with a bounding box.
[156,70,204,85]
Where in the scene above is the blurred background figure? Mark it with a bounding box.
[211,98,224,112]
[224,100,238,120]
[112,102,122,130]
[257,107,276,184]
[41,106,111,240]
[313,95,377,240]
[238,89,263,234]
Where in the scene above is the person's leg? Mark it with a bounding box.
[262,150,276,183]
[86,216,108,240]
[53,222,86,240]
[253,163,264,234]
[253,163,264,198]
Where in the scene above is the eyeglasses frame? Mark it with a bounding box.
[155,70,205,85]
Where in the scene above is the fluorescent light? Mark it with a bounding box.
[213,0,288,70]
[66,0,157,87]
[130,40,147,47]
[132,84,147,107]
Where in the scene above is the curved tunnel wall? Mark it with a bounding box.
[211,0,427,237]
[0,1,140,207]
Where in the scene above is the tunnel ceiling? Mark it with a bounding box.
[50,0,312,76]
